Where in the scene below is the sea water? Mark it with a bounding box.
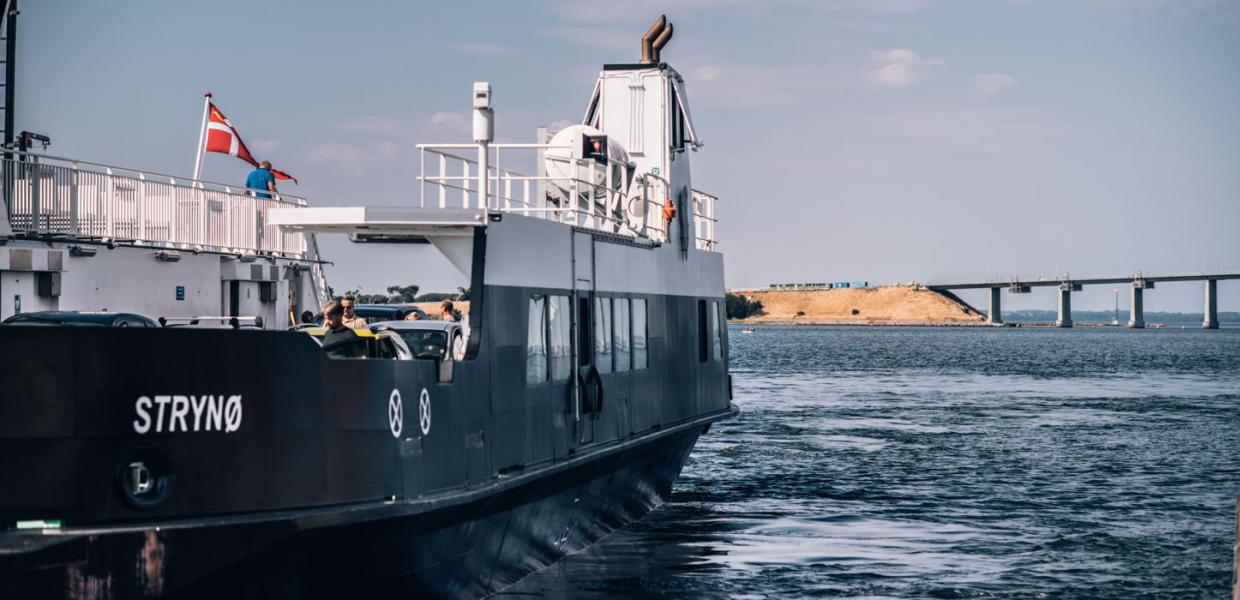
[499,326,1240,598]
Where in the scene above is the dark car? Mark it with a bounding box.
[305,304,429,326]
[353,304,428,323]
[2,311,159,328]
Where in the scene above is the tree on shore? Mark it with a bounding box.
[725,293,764,320]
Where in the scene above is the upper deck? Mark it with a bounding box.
[413,140,719,252]
[1,150,311,258]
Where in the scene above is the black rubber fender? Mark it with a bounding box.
[578,364,604,413]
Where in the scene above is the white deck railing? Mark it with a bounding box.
[416,143,718,251]
[1,151,310,257]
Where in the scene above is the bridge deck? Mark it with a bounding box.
[927,272,1240,290]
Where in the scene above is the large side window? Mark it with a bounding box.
[632,298,648,369]
[548,295,572,381]
[613,298,631,372]
[711,300,722,360]
[594,296,613,374]
[527,295,547,384]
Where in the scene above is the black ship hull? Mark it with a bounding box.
[4,414,719,599]
[1,216,734,598]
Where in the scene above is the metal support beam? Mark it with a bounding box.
[1057,283,1073,328]
[1205,279,1219,330]
[988,287,1002,325]
[1129,284,1145,329]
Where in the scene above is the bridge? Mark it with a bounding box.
[925,272,1240,329]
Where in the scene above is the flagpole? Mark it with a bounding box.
[192,92,212,181]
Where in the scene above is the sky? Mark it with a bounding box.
[19,0,1240,312]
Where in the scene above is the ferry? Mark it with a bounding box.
[0,11,735,598]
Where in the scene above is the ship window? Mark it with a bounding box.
[594,296,613,374]
[671,92,687,151]
[548,295,572,381]
[697,299,708,363]
[711,300,723,360]
[527,295,547,384]
[614,298,631,372]
[633,298,648,369]
[578,297,591,368]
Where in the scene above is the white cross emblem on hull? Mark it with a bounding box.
[388,389,403,438]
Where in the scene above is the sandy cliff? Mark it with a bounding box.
[734,286,985,325]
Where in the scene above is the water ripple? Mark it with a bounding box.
[498,327,1240,599]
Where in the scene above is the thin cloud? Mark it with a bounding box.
[448,42,516,58]
[548,0,935,24]
[692,65,723,82]
[971,72,1015,96]
[429,111,469,133]
[306,142,367,165]
[249,138,281,155]
[545,25,631,51]
[867,49,942,86]
[335,114,417,137]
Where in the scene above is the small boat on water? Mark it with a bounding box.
[741,327,756,334]
[0,11,734,598]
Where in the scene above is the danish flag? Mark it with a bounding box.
[205,102,259,167]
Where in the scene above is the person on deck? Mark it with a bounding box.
[341,298,368,328]
[245,161,278,199]
[440,300,460,322]
[320,301,359,350]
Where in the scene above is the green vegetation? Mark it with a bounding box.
[726,293,765,320]
[340,284,468,305]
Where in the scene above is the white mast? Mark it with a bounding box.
[191,92,212,181]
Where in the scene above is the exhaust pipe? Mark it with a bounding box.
[641,15,670,64]
[651,22,673,63]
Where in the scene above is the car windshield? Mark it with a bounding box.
[398,330,448,359]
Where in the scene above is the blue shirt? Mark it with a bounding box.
[246,168,275,199]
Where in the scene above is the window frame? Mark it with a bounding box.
[632,297,648,370]
[526,294,548,385]
[548,294,572,382]
[613,297,631,372]
[594,296,614,374]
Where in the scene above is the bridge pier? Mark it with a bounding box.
[988,287,1002,325]
[1205,279,1218,330]
[1057,283,1073,328]
[1129,284,1145,329]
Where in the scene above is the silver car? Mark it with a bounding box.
[368,320,467,362]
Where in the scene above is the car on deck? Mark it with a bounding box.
[368,320,467,362]
[1,311,159,328]
[301,326,414,360]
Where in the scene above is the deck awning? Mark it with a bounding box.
[269,206,486,276]
[268,207,486,238]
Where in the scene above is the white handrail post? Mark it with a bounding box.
[522,179,530,217]
[138,172,147,241]
[570,166,579,227]
[224,186,233,251]
[170,177,179,246]
[198,184,207,249]
[478,142,489,210]
[69,162,79,236]
[438,153,446,208]
[418,147,425,208]
[105,167,114,238]
[30,157,41,233]
[462,161,470,208]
